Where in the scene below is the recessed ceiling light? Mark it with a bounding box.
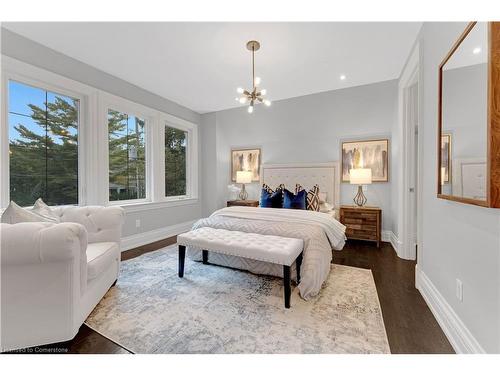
[473,47,482,54]
[340,75,346,81]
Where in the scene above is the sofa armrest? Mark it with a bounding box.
[1,222,87,266]
[1,222,88,350]
[54,206,125,244]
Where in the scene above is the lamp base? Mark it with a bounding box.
[353,185,367,207]
[238,184,248,200]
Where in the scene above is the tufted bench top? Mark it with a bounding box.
[177,227,303,266]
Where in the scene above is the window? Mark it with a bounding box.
[8,80,79,206]
[165,125,187,197]
[108,109,146,202]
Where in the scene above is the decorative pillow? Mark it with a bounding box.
[260,189,283,208]
[318,192,327,204]
[319,202,333,213]
[283,189,307,210]
[295,184,321,212]
[0,201,58,224]
[260,183,285,208]
[32,198,60,223]
[262,183,285,193]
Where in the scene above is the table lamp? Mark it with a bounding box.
[236,171,253,200]
[349,168,372,207]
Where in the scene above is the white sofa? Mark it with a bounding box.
[0,205,125,352]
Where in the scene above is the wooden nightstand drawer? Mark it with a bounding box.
[227,200,259,207]
[340,205,382,247]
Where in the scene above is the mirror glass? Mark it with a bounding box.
[440,22,488,201]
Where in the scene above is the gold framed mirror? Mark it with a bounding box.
[437,22,500,208]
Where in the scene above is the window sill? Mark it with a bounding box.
[115,198,199,213]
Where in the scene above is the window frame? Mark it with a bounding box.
[0,56,199,212]
[161,113,198,202]
[1,57,92,208]
[100,92,155,207]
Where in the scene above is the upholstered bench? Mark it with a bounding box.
[177,227,304,308]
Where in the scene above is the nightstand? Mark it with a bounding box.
[227,200,259,207]
[339,205,382,247]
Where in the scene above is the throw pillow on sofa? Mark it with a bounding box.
[1,200,59,224]
[32,198,60,223]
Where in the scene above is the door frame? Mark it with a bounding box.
[397,42,422,260]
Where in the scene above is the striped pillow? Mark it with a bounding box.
[295,184,320,212]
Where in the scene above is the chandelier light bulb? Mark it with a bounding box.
[247,105,254,114]
[254,77,261,86]
[263,99,272,106]
[237,87,244,94]
[239,97,248,104]
[260,89,267,96]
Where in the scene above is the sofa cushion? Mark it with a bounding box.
[32,198,61,223]
[86,242,119,281]
[1,201,59,224]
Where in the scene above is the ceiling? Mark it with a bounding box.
[3,22,422,113]
[444,22,487,70]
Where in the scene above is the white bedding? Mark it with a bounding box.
[210,206,346,250]
[187,207,347,300]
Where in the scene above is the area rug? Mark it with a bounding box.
[85,246,390,354]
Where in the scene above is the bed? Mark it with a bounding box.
[187,162,346,300]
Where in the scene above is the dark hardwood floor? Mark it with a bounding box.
[6,238,454,354]
[333,240,454,354]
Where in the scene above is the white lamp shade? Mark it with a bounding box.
[236,170,253,184]
[349,168,372,185]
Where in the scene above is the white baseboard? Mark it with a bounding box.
[415,265,486,353]
[121,220,197,251]
[382,230,402,255]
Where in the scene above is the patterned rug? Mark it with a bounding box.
[85,246,390,354]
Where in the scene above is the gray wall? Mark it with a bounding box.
[441,63,488,195]
[201,80,398,233]
[418,22,499,352]
[1,28,203,237]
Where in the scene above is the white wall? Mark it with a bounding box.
[201,80,398,233]
[1,28,203,239]
[416,22,500,353]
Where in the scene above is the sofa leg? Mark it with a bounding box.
[112,279,117,287]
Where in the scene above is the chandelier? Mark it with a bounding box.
[236,40,271,113]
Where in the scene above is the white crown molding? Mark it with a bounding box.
[121,220,196,251]
[415,265,486,354]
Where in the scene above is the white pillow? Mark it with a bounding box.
[32,198,60,223]
[319,202,333,213]
[318,192,327,204]
[1,200,58,224]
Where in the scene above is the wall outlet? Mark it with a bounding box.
[135,219,141,229]
[456,279,463,302]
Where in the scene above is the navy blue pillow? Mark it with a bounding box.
[283,189,307,210]
[260,188,283,208]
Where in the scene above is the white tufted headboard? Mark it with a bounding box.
[261,162,341,209]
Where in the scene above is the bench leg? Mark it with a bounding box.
[296,252,303,284]
[202,250,209,264]
[283,265,291,308]
[178,245,186,277]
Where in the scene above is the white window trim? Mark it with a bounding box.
[0,55,199,211]
[1,56,94,208]
[161,112,199,202]
[99,91,157,207]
